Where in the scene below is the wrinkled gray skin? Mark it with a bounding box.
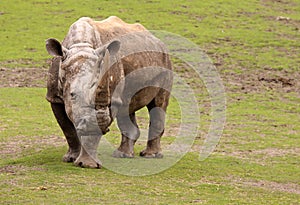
[45,16,173,168]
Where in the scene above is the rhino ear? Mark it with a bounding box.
[46,38,67,57]
[106,40,120,56]
[96,40,120,57]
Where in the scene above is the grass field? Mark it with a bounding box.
[0,0,300,204]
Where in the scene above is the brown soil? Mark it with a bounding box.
[0,164,46,175]
[228,176,300,195]
[222,147,300,166]
[0,135,66,160]
[222,68,300,95]
[1,62,299,96]
[0,67,48,87]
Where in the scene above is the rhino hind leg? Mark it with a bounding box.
[139,110,164,158]
[140,90,169,158]
[113,113,140,158]
[51,103,81,162]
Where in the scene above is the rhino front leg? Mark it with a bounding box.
[74,135,102,168]
[113,113,140,158]
[51,103,81,162]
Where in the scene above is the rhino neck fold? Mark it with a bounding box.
[69,43,94,50]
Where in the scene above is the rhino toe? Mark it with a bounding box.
[74,155,102,169]
[76,161,101,169]
[112,149,134,158]
[62,150,80,162]
[140,150,163,158]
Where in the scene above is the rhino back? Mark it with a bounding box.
[92,16,148,43]
[92,16,171,73]
[92,16,173,113]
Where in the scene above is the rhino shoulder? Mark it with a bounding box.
[88,16,147,43]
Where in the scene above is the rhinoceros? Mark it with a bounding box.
[45,16,173,168]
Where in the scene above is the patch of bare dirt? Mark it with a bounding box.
[203,45,300,96]
[218,147,300,166]
[263,15,300,39]
[0,164,46,174]
[261,0,300,35]
[229,147,300,158]
[0,135,66,159]
[229,177,300,195]
[222,68,300,95]
[0,67,47,87]
[1,61,299,99]
[261,0,299,14]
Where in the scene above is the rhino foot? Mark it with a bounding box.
[112,149,134,158]
[62,150,80,162]
[74,155,102,169]
[140,150,163,158]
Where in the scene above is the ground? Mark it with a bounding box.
[0,0,299,204]
[0,62,299,202]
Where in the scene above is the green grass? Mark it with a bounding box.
[1,0,300,204]
[0,88,60,138]
[0,88,299,204]
[1,0,299,70]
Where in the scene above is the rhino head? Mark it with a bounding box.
[46,38,120,137]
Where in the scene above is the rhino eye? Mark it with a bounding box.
[70,92,76,99]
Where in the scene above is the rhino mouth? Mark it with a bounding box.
[75,117,101,136]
